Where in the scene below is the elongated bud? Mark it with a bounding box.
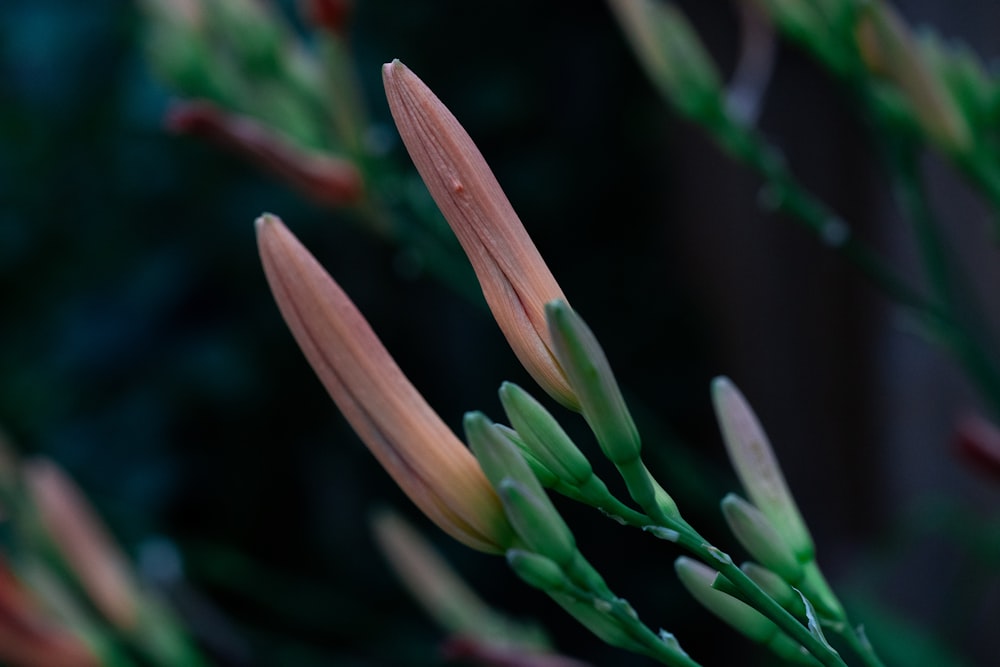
[464,414,578,564]
[499,383,594,488]
[382,59,577,409]
[721,494,804,583]
[855,2,970,153]
[498,479,577,568]
[371,510,546,648]
[258,215,512,553]
[168,102,363,207]
[546,301,639,465]
[464,412,549,498]
[711,377,814,562]
[23,460,140,632]
[741,563,807,619]
[607,0,723,117]
[675,557,818,665]
[712,564,806,619]
[494,424,562,489]
[506,550,571,594]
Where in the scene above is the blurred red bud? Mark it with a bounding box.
[955,412,1000,481]
[299,0,353,34]
[166,100,363,207]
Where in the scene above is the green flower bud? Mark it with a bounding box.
[721,494,804,583]
[675,556,777,644]
[607,0,723,117]
[740,563,807,620]
[464,412,546,495]
[493,424,560,489]
[546,301,640,466]
[506,550,570,593]
[549,592,649,655]
[499,382,594,488]
[498,479,577,568]
[711,377,815,562]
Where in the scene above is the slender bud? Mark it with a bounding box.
[382,59,577,409]
[546,301,639,466]
[506,550,571,594]
[710,563,806,619]
[499,382,594,488]
[607,0,723,117]
[23,459,140,632]
[675,557,818,665]
[498,479,577,568]
[371,510,544,648]
[258,215,512,553]
[464,414,577,564]
[711,377,814,562]
[721,494,804,583]
[168,101,363,207]
[855,2,971,153]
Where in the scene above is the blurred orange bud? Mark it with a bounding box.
[299,0,353,34]
[382,60,578,410]
[167,101,363,207]
[23,460,140,632]
[854,3,970,153]
[257,214,514,553]
[0,558,98,667]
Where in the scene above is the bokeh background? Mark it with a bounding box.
[2,0,999,665]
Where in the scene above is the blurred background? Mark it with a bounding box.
[1,0,999,665]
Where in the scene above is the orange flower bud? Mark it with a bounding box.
[257,214,514,553]
[382,60,578,410]
[167,101,364,207]
[23,459,140,632]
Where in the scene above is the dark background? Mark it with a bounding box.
[2,0,999,665]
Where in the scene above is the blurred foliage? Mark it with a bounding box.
[0,0,726,664]
[4,0,998,665]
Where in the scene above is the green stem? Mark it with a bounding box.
[831,623,887,667]
[673,527,848,667]
[887,142,1000,417]
[703,102,932,318]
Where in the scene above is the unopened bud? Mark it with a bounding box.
[168,102,363,207]
[711,377,814,562]
[721,494,804,583]
[500,382,594,488]
[546,301,640,466]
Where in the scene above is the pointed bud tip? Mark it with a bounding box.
[255,212,281,232]
[711,375,734,397]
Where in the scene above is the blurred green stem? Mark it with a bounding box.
[886,140,1000,417]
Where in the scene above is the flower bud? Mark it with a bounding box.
[546,301,639,466]
[721,493,804,583]
[168,102,363,207]
[711,377,814,562]
[499,382,594,488]
[24,459,140,632]
[258,215,512,553]
[382,59,577,409]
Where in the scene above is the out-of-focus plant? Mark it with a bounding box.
[254,59,904,666]
[0,434,209,667]
[121,0,1000,664]
[137,0,481,301]
[607,0,1000,431]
